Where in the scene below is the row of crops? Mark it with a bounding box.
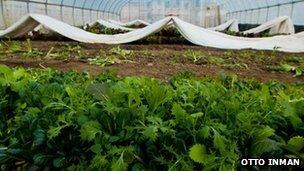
[0,65,303,170]
[35,23,287,42]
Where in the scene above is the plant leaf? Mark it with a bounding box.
[87,83,110,101]
[80,121,101,141]
[33,129,46,146]
[287,136,304,152]
[189,144,207,164]
[53,157,66,168]
[213,131,226,154]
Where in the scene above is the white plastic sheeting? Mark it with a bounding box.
[0,14,170,44]
[295,31,304,38]
[1,14,304,53]
[109,19,150,27]
[243,16,295,35]
[208,19,239,32]
[172,17,303,53]
[87,20,135,31]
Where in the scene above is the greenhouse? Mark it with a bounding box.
[0,0,304,170]
[1,0,304,28]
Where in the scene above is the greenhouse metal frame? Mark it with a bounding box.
[0,0,303,29]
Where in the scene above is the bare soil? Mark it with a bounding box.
[1,41,304,83]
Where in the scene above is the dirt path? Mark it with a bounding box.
[1,41,304,83]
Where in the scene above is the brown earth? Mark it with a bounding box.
[1,41,304,84]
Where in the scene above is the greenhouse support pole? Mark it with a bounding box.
[102,0,111,19]
[0,0,5,28]
[72,0,77,26]
[201,0,204,26]
[265,0,269,22]
[97,0,104,19]
[26,0,30,13]
[0,0,3,15]
[45,0,48,15]
[96,0,103,20]
[82,0,88,26]
[250,9,254,24]
[60,0,63,21]
[138,0,141,19]
[277,4,280,17]
[111,0,128,21]
[290,1,295,20]
[266,7,269,21]
[163,1,166,19]
[244,10,247,24]
[257,8,261,24]
[109,0,119,20]
[0,0,2,15]
[189,1,191,23]
[129,2,130,21]
[89,0,96,24]
[216,5,221,25]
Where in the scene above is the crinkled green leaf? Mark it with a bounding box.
[287,136,304,152]
[111,153,128,171]
[213,131,226,154]
[189,144,207,164]
[199,126,211,139]
[53,157,66,168]
[47,125,65,140]
[91,144,102,154]
[142,126,158,141]
[90,155,108,169]
[251,138,280,157]
[33,154,51,165]
[33,129,46,146]
[87,83,110,101]
[253,126,275,140]
[80,121,101,141]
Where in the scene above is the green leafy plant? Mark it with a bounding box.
[183,50,205,63]
[84,24,127,35]
[23,39,43,58]
[0,65,303,170]
[110,46,134,60]
[88,56,117,67]
[88,47,134,67]
[280,63,303,76]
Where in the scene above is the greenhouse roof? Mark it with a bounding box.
[10,0,303,15]
[1,0,303,28]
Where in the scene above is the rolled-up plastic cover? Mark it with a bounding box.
[243,16,295,35]
[1,14,304,53]
[87,19,135,31]
[109,19,150,26]
[208,19,239,32]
